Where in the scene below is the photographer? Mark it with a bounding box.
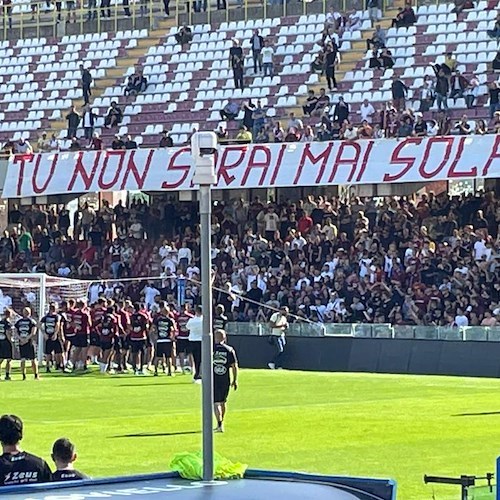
[268,306,289,369]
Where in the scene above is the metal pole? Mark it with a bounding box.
[199,184,214,482]
[37,273,47,364]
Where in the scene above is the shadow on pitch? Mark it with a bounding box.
[109,430,201,438]
[452,411,500,417]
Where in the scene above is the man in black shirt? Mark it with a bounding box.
[0,414,52,486]
[151,302,176,376]
[0,310,13,381]
[213,329,238,433]
[229,38,244,90]
[213,304,228,331]
[15,307,39,381]
[41,303,63,373]
[51,438,88,482]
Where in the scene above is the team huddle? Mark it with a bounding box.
[0,299,208,380]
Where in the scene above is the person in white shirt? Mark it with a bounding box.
[261,40,274,77]
[268,306,289,369]
[359,99,375,123]
[343,125,358,140]
[473,238,488,261]
[186,306,203,383]
[263,207,279,240]
[142,283,160,310]
[177,241,192,270]
[454,309,469,327]
[186,265,200,279]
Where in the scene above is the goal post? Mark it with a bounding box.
[0,273,90,363]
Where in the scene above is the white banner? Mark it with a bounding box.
[2,135,499,198]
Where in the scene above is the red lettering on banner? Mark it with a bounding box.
[418,136,454,179]
[270,144,286,185]
[98,150,126,190]
[161,147,191,189]
[67,151,101,191]
[121,150,154,190]
[329,142,361,183]
[293,143,333,185]
[481,135,500,177]
[355,141,374,182]
[448,136,477,178]
[13,154,29,197]
[217,146,247,186]
[241,146,271,186]
[383,138,422,182]
[32,153,57,194]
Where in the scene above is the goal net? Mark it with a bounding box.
[0,273,90,362]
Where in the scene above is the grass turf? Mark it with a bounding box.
[2,368,500,499]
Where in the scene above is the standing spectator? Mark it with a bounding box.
[261,40,274,77]
[449,70,469,101]
[249,29,264,74]
[465,73,480,109]
[66,106,81,139]
[2,0,12,30]
[333,96,349,123]
[436,110,451,135]
[366,0,380,22]
[251,100,266,138]
[242,100,256,131]
[80,65,92,105]
[18,227,34,266]
[229,39,244,90]
[413,113,427,137]
[455,114,472,135]
[492,51,500,70]
[391,73,408,111]
[434,52,457,76]
[324,43,339,91]
[366,25,386,51]
[81,203,95,240]
[419,75,435,112]
[81,105,97,143]
[488,81,500,118]
[359,98,375,123]
[100,0,110,18]
[435,69,449,111]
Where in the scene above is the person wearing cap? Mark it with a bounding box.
[213,329,238,433]
[0,414,52,486]
[268,306,289,369]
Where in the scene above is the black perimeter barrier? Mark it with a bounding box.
[227,335,500,378]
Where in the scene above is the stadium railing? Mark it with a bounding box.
[227,322,500,341]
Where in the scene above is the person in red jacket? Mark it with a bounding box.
[298,214,313,235]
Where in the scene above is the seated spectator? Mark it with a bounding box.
[287,112,303,131]
[37,132,50,152]
[175,24,193,46]
[449,70,469,101]
[124,135,138,149]
[357,120,373,138]
[104,101,123,128]
[273,122,285,142]
[333,96,349,123]
[465,73,480,108]
[254,127,270,144]
[124,70,147,97]
[14,137,33,154]
[373,123,384,138]
[49,133,60,151]
[434,52,457,76]
[315,123,328,142]
[215,125,228,141]
[398,116,413,137]
[436,110,452,135]
[111,134,125,150]
[419,74,435,112]
[492,50,500,70]
[220,99,240,121]
[325,6,341,30]
[0,414,52,486]
[493,111,500,133]
[311,49,325,74]
[69,137,81,151]
[343,122,358,140]
[300,125,315,142]
[427,119,439,136]
[90,132,103,150]
[368,49,392,70]
[159,130,173,147]
[391,3,416,28]
[302,90,318,116]
[366,24,386,51]
[345,9,362,32]
[359,98,376,123]
[487,11,500,39]
[284,127,300,142]
[488,81,500,117]
[235,125,252,143]
[475,119,488,135]
[51,438,88,482]
[413,113,427,136]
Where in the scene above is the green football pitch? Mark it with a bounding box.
[3,368,500,499]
